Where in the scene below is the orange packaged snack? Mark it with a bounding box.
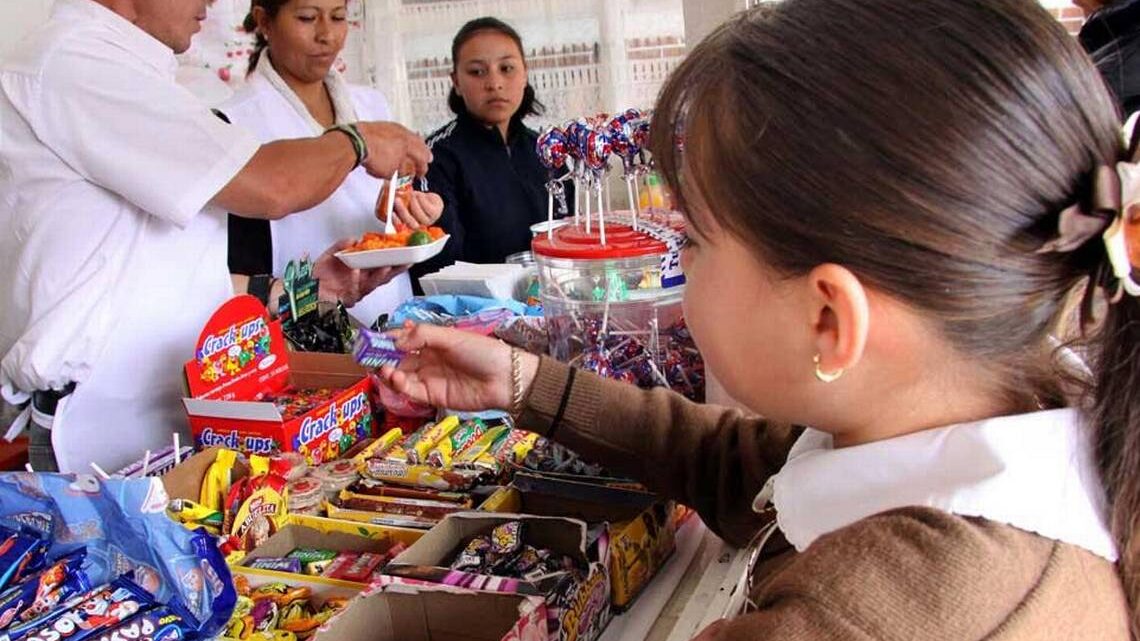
[376,175,413,223]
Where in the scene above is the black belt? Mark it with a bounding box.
[31,382,76,416]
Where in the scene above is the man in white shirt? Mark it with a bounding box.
[0,0,431,473]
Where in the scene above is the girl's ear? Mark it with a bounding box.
[805,263,870,377]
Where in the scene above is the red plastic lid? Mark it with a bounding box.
[532,223,669,259]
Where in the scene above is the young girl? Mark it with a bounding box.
[381,0,1139,637]
[223,0,443,326]
[412,18,559,286]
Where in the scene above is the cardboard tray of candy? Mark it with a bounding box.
[506,437,655,507]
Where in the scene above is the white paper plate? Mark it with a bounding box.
[335,234,450,269]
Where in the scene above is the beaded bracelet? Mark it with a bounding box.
[324,123,369,169]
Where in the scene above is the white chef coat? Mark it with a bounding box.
[220,65,413,327]
[0,0,260,472]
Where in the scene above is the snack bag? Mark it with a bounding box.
[0,474,236,638]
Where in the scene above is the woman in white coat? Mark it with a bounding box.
[222,0,443,327]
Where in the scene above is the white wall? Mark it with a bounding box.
[0,0,53,57]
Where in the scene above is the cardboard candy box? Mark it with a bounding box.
[312,581,549,641]
[183,296,376,465]
[480,476,677,611]
[383,513,613,641]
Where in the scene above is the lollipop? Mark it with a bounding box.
[564,120,593,228]
[582,129,613,243]
[608,110,647,230]
[536,126,569,171]
[584,129,612,171]
[537,127,572,234]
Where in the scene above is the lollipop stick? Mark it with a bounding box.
[597,182,606,246]
[24,463,33,473]
[573,178,581,226]
[585,179,592,234]
[90,462,111,480]
[625,177,638,232]
[546,189,555,241]
[173,432,182,466]
[141,449,152,477]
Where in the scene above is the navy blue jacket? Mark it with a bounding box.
[1080,0,1140,117]
[412,112,556,286]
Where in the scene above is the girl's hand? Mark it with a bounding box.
[378,323,538,412]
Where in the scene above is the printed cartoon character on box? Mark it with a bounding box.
[197,315,269,382]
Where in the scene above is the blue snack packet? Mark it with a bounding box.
[15,575,160,641]
[0,549,89,630]
[89,604,195,641]
[0,526,49,592]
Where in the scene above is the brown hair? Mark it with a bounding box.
[242,0,291,76]
[650,0,1139,632]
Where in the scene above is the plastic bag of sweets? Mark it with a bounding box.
[0,474,236,638]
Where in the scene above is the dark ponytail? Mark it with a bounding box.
[1092,135,1140,639]
[447,17,545,124]
[242,0,289,77]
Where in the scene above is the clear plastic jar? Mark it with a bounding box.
[532,213,704,401]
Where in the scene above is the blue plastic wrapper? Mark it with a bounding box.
[12,575,157,641]
[0,474,236,638]
[0,525,49,592]
[0,549,89,630]
[91,604,194,641]
[387,295,541,328]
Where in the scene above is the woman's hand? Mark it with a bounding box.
[313,239,409,307]
[377,323,539,412]
[356,122,432,178]
[392,191,444,229]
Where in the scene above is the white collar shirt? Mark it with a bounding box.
[762,408,1118,562]
[0,0,260,471]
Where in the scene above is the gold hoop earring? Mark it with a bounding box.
[813,354,844,383]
